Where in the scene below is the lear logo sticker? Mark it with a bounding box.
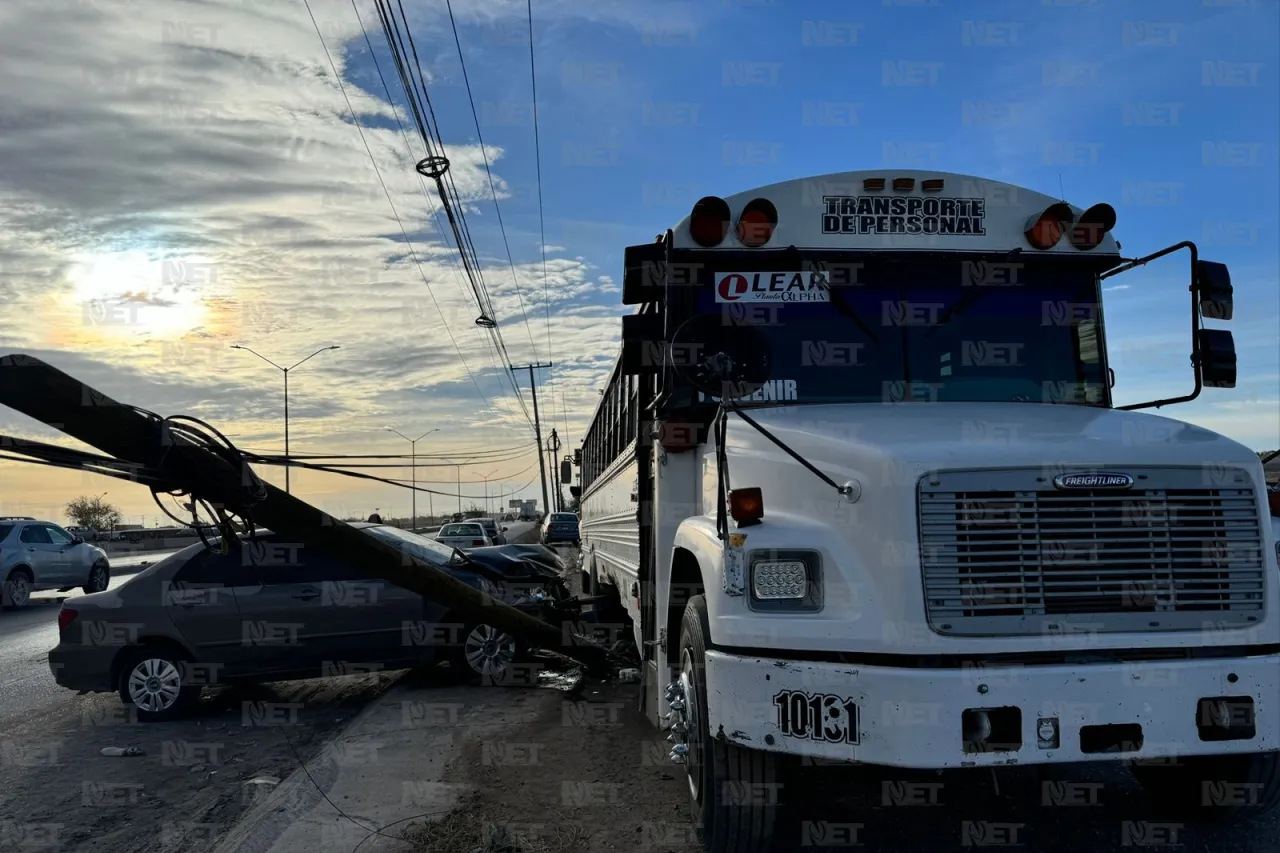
[1053,472,1134,490]
[715,271,831,303]
[822,195,986,236]
[773,690,859,745]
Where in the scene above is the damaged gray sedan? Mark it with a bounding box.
[48,523,585,720]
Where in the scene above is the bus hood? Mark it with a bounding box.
[723,402,1261,476]
[704,402,1277,655]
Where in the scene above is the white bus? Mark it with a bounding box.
[576,170,1278,851]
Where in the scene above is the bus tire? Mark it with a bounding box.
[678,595,780,853]
[1132,751,1280,823]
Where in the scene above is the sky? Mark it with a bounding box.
[0,0,1276,525]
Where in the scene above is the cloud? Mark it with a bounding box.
[0,0,612,518]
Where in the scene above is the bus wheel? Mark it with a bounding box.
[1132,752,1280,823]
[675,595,780,853]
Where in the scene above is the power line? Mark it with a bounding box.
[348,3,532,433]
[302,0,497,419]
[364,0,535,431]
[443,0,540,362]
[525,0,564,472]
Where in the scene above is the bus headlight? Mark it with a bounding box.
[753,561,806,600]
[748,551,823,612]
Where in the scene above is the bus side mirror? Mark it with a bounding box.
[1197,328,1237,388]
[1196,260,1233,321]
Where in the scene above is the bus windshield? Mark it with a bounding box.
[694,259,1107,406]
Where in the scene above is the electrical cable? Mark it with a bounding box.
[303,0,500,421]
[354,0,535,431]
[525,0,559,443]
[443,0,542,372]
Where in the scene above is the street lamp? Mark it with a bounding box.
[230,344,340,494]
[478,468,500,516]
[385,427,440,531]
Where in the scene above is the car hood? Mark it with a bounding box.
[463,545,564,580]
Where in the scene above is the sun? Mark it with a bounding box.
[60,250,213,340]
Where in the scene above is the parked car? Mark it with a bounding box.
[475,517,507,545]
[1,518,111,609]
[435,522,492,549]
[48,523,578,719]
[540,512,580,546]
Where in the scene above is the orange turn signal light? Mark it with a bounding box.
[729,487,764,526]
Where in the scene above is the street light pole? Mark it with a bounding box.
[386,427,439,531]
[479,468,500,517]
[230,344,340,494]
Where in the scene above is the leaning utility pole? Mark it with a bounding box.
[512,362,552,517]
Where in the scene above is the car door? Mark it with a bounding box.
[233,541,411,677]
[164,548,260,679]
[17,524,62,586]
[45,524,90,584]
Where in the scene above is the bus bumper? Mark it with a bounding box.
[702,649,1280,769]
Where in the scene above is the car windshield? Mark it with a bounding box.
[362,524,457,566]
[691,259,1107,406]
[441,524,482,537]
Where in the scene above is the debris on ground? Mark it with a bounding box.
[244,776,280,788]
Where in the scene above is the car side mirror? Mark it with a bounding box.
[501,526,509,532]
[71,536,84,544]
[1197,328,1237,388]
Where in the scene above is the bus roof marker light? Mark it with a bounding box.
[1068,203,1117,251]
[736,198,778,248]
[862,178,885,192]
[689,196,731,248]
[892,178,915,192]
[1023,201,1073,250]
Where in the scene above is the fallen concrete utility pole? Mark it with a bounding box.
[0,353,613,675]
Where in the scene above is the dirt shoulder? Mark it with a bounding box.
[404,678,699,853]
[0,673,400,853]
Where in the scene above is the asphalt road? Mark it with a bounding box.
[0,522,541,726]
[0,520,545,853]
[0,550,183,723]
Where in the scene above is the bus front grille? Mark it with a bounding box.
[917,468,1266,636]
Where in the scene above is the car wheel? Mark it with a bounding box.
[83,561,110,594]
[117,647,199,721]
[1,568,33,610]
[450,623,521,683]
